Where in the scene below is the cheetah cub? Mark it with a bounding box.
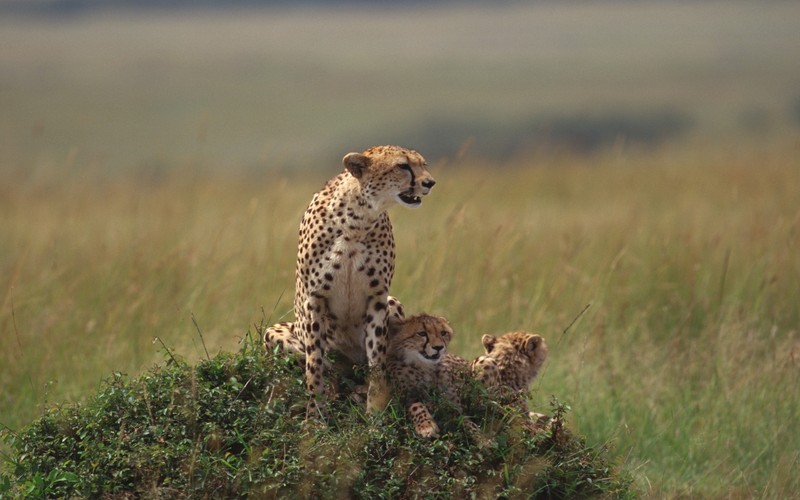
[386,313,457,439]
[473,331,550,427]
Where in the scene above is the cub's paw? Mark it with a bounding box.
[415,421,440,439]
[408,402,440,439]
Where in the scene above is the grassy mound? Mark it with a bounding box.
[1,333,633,498]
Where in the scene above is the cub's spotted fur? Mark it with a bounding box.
[474,331,549,426]
[385,312,491,442]
[385,313,456,438]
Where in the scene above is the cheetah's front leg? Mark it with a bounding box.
[365,298,390,413]
[301,299,328,420]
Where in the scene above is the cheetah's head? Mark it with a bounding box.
[388,314,453,365]
[481,332,548,385]
[343,145,435,209]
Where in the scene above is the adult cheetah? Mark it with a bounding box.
[294,145,435,418]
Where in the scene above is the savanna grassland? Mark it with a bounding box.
[2,140,799,497]
[2,2,800,497]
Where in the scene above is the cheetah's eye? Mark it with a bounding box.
[441,331,450,338]
[416,331,427,338]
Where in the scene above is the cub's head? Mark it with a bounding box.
[388,314,453,365]
[481,332,548,388]
[342,145,435,209]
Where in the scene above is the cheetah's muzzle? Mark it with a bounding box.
[399,190,422,207]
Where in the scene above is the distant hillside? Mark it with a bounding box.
[2,2,797,173]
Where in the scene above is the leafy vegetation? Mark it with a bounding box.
[0,333,632,498]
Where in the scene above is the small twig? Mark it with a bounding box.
[142,383,155,426]
[234,378,253,402]
[191,312,210,360]
[536,303,592,390]
[11,295,21,351]
[265,287,287,327]
[153,336,178,366]
[256,308,267,335]
[10,294,36,397]
[0,445,14,463]
[0,421,19,439]
[254,288,291,343]
[265,385,276,406]
[557,303,592,346]
[718,247,731,307]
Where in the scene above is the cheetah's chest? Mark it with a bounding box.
[321,226,393,360]
[326,237,374,329]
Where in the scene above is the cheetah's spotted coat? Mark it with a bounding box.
[290,146,435,418]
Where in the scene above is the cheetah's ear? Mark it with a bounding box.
[481,334,497,354]
[525,335,542,353]
[343,152,370,179]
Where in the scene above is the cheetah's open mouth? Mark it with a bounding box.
[398,190,422,207]
[422,352,441,361]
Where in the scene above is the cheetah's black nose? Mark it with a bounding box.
[422,179,436,189]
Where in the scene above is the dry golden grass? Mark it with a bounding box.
[2,138,799,496]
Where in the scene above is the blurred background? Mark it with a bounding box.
[2,0,799,176]
[2,1,799,496]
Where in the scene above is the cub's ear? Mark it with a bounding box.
[481,334,497,354]
[525,334,542,353]
[342,152,370,179]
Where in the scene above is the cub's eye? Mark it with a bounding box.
[397,163,411,170]
[416,331,428,338]
[441,331,450,337]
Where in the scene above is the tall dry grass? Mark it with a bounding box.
[1,170,305,430]
[1,139,799,496]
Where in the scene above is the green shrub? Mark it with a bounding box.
[1,332,633,498]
